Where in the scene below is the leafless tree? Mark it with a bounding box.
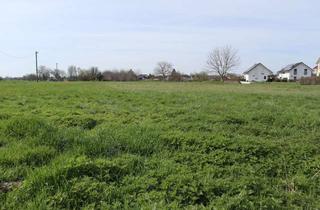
[154,61,173,80]
[77,68,90,81]
[169,69,183,81]
[51,69,66,81]
[191,72,209,81]
[102,69,137,81]
[88,67,102,81]
[38,66,51,81]
[22,74,38,81]
[67,65,78,81]
[206,46,240,82]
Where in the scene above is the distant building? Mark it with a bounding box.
[243,63,273,82]
[277,62,313,81]
[137,74,149,80]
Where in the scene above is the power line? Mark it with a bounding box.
[0,50,32,59]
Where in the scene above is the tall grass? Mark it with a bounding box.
[0,81,320,209]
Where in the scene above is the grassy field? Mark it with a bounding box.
[0,81,320,209]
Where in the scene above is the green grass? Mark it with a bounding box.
[0,81,320,209]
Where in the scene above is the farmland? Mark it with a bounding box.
[0,81,320,209]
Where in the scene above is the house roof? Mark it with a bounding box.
[243,63,273,75]
[278,62,313,74]
[278,63,302,73]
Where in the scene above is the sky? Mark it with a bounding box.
[0,0,319,77]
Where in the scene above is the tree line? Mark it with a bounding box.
[22,66,139,82]
[19,46,240,82]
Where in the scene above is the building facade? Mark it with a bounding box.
[278,62,313,81]
[243,63,273,82]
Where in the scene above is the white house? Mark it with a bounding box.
[243,63,273,82]
[277,62,313,81]
[314,58,320,77]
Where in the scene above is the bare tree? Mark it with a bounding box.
[169,69,183,81]
[191,72,209,81]
[88,67,101,81]
[22,74,38,81]
[206,46,240,82]
[51,69,66,81]
[67,65,78,81]
[154,61,173,80]
[38,66,51,81]
[102,69,137,81]
[77,68,90,81]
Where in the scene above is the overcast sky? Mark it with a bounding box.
[0,0,319,77]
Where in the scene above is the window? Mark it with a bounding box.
[304,69,308,75]
[264,76,267,80]
[294,76,297,80]
[294,69,297,75]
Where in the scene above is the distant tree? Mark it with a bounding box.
[226,73,242,81]
[102,70,114,81]
[154,61,173,80]
[102,69,137,81]
[126,69,137,81]
[51,69,66,81]
[38,66,51,81]
[96,71,103,81]
[89,67,100,81]
[206,46,240,82]
[119,70,127,81]
[78,68,91,81]
[0,76,3,81]
[67,65,78,81]
[22,74,38,81]
[191,72,209,81]
[169,69,182,81]
[148,74,154,79]
[75,67,102,81]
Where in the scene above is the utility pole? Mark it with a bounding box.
[35,51,39,82]
[56,62,58,71]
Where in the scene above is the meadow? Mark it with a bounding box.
[0,81,320,209]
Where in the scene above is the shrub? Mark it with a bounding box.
[300,77,320,85]
[191,72,209,81]
[102,69,137,81]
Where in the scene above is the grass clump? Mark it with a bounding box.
[80,125,163,158]
[57,116,98,130]
[4,154,144,209]
[4,117,50,140]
